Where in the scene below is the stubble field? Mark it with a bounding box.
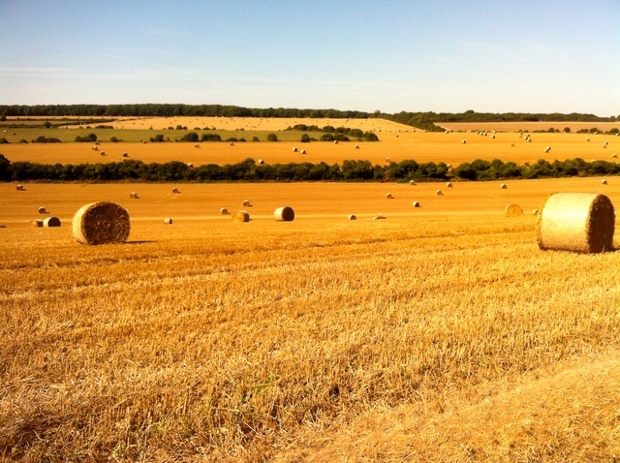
[1,119,620,462]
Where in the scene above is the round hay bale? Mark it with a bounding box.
[409,180,416,185]
[301,149,307,154]
[612,153,618,159]
[43,217,61,227]
[243,199,252,207]
[536,193,615,253]
[386,193,394,199]
[232,210,250,223]
[601,179,608,185]
[72,202,130,245]
[16,184,24,191]
[505,204,523,217]
[122,152,129,158]
[130,192,139,199]
[355,145,360,149]
[164,218,173,225]
[187,163,194,168]
[30,219,43,227]
[500,183,508,189]
[292,147,298,152]
[38,206,47,214]
[172,187,180,193]
[348,214,357,220]
[461,139,466,144]
[412,201,421,208]
[220,207,229,215]
[274,206,295,222]
[446,182,453,188]
[258,159,265,165]
[436,190,443,196]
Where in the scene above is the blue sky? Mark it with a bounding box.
[1,0,618,116]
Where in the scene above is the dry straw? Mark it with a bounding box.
[243,199,252,207]
[233,210,250,223]
[386,193,394,199]
[72,202,130,245]
[164,218,173,225]
[536,193,615,253]
[43,217,61,227]
[220,207,229,215]
[436,190,443,196]
[38,206,47,214]
[274,206,295,222]
[130,192,139,199]
[500,183,508,189]
[505,204,523,217]
[16,184,25,191]
[171,187,180,193]
[412,201,421,208]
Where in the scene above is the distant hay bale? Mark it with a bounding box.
[355,145,360,149]
[122,152,129,158]
[72,202,130,245]
[505,204,523,217]
[220,207,229,215]
[461,140,466,144]
[500,183,508,189]
[233,210,250,223]
[601,179,608,185]
[172,187,180,193]
[130,192,139,199]
[412,201,421,208]
[544,146,551,153]
[187,163,194,168]
[243,199,252,207]
[409,180,416,185]
[163,218,173,225]
[612,153,618,159]
[386,193,394,199]
[229,142,234,146]
[274,206,295,222]
[301,149,307,154]
[43,217,61,227]
[446,182,453,188]
[100,151,106,156]
[536,193,615,253]
[194,143,200,148]
[334,140,339,144]
[38,206,47,214]
[436,190,443,196]
[16,184,24,191]
[258,159,265,165]
[292,147,298,152]
[30,219,43,227]
[373,214,386,220]
[348,214,357,220]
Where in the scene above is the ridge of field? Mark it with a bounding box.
[2,130,618,167]
[437,121,620,133]
[2,177,620,461]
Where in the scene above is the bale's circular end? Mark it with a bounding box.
[38,207,47,214]
[72,202,130,245]
[164,218,173,225]
[348,214,357,220]
[220,207,229,215]
[274,206,295,222]
[233,210,250,223]
[536,193,615,253]
[505,204,523,217]
[43,217,61,227]
[412,201,421,208]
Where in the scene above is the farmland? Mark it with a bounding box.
[2,119,620,462]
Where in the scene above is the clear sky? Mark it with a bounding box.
[1,0,618,116]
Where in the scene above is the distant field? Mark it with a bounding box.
[2,178,620,461]
[2,128,618,167]
[437,121,620,133]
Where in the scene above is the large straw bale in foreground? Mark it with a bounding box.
[72,202,130,245]
[505,204,523,217]
[536,193,615,253]
[274,206,295,222]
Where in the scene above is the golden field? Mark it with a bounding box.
[2,177,620,462]
[2,127,619,167]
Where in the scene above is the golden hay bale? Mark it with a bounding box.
[258,159,265,165]
[130,192,139,199]
[43,217,61,227]
[220,207,229,215]
[30,219,43,227]
[232,210,250,223]
[164,218,173,225]
[122,152,129,158]
[505,204,523,217]
[243,199,252,207]
[301,149,307,154]
[409,180,416,185]
[412,201,421,208]
[38,206,47,214]
[172,187,180,193]
[274,206,295,222]
[386,193,394,199]
[536,193,615,253]
[72,202,130,245]
[446,182,453,188]
[500,183,508,189]
[16,184,25,191]
[292,147,298,152]
[601,179,608,185]
[436,190,443,196]
[348,214,357,220]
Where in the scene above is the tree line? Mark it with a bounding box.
[2,154,619,183]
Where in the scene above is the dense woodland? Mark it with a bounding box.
[1,105,617,132]
[3,154,620,183]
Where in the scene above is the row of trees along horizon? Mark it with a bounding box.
[1,105,618,133]
[2,155,620,183]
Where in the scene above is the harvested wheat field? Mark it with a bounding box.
[1,178,620,462]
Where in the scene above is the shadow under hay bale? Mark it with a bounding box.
[73,202,131,245]
[536,193,615,253]
[274,206,295,222]
[43,217,61,227]
[505,204,523,217]
[233,210,250,223]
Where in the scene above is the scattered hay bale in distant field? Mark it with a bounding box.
[436,190,443,196]
[274,206,295,222]
[612,153,618,159]
[72,202,130,245]
[130,192,139,199]
[334,140,339,145]
[536,193,615,253]
[43,217,61,227]
[386,193,394,199]
[16,184,25,191]
[92,145,98,151]
[232,210,250,223]
[258,159,265,165]
[373,215,386,220]
[229,142,235,146]
[355,145,360,149]
[122,152,129,158]
[412,201,421,208]
[409,180,416,185]
[601,179,608,185]
[171,187,180,193]
[505,204,523,217]
[348,214,357,220]
[301,149,307,154]
[544,146,551,153]
[292,147,298,152]
[164,218,173,225]
[38,206,47,214]
[220,207,229,215]
[194,143,200,148]
[446,182,453,188]
[100,151,106,156]
[500,183,508,189]
[243,199,252,207]
[187,163,194,168]
[461,140,466,144]
[30,219,43,227]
